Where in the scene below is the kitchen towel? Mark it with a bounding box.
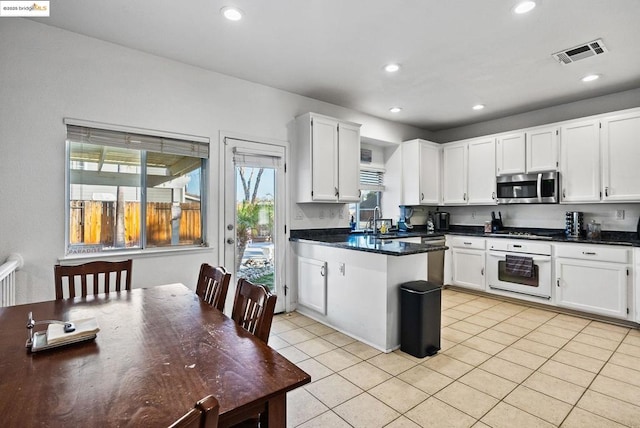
[505,255,534,278]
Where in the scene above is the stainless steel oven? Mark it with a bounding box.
[496,171,559,204]
[487,240,552,299]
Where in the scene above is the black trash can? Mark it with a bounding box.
[400,280,442,358]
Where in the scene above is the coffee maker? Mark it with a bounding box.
[431,211,450,231]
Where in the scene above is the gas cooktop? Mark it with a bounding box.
[489,230,565,240]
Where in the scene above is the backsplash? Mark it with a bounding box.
[443,203,640,232]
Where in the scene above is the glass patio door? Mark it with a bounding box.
[224,137,286,313]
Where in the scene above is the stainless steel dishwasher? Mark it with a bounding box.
[422,236,445,285]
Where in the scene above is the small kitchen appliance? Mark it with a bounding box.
[432,211,450,231]
[565,211,584,237]
[496,171,559,204]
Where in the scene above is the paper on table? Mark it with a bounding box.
[46,317,100,345]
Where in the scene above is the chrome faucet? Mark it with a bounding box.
[372,205,381,233]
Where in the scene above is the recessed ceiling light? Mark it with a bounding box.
[472,104,485,110]
[581,74,600,82]
[513,1,536,14]
[389,107,402,113]
[221,6,243,21]
[384,63,400,73]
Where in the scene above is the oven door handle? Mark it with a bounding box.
[487,251,551,262]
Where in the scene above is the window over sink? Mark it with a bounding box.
[349,168,384,230]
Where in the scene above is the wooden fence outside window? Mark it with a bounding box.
[70,201,201,247]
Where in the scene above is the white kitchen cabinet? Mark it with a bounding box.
[560,119,601,202]
[402,139,441,205]
[555,244,630,319]
[602,111,640,201]
[526,126,559,173]
[635,248,640,323]
[467,137,497,204]
[450,237,486,290]
[297,256,327,314]
[442,143,467,204]
[295,112,361,203]
[496,132,525,175]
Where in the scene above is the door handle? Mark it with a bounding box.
[481,268,484,276]
[320,265,326,276]
[557,279,560,287]
[605,187,609,197]
[226,238,235,245]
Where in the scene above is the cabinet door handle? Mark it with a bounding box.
[562,188,566,198]
[492,192,496,200]
[557,279,560,287]
[463,192,467,201]
[421,192,424,201]
[320,265,326,277]
[582,251,597,255]
[335,187,339,197]
[605,187,609,197]
[481,268,484,276]
[513,244,522,248]
[463,242,472,245]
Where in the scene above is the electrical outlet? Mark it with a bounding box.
[295,207,303,220]
[616,209,625,220]
[471,211,476,219]
[339,263,345,276]
[330,209,336,218]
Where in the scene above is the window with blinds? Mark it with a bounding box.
[349,168,385,230]
[64,120,209,255]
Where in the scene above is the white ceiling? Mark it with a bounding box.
[34,0,640,131]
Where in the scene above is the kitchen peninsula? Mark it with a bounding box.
[290,230,447,352]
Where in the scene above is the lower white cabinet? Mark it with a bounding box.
[297,256,327,315]
[555,244,630,319]
[450,237,486,290]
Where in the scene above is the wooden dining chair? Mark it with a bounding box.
[54,259,133,299]
[169,394,219,428]
[196,264,231,312]
[231,278,277,344]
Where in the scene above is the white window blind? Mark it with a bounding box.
[360,168,385,191]
[66,124,209,159]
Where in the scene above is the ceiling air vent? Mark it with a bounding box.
[552,39,607,64]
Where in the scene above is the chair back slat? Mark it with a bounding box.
[196,264,231,312]
[54,260,132,300]
[169,394,219,428]
[231,278,277,343]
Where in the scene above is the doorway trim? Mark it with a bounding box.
[219,130,290,313]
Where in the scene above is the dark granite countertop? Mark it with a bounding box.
[289,228,447,256]
[290,225,640,253]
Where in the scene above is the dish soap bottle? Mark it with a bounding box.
[380,222,388,234]
[350,215,356,231]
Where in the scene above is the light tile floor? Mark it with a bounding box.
[270,288,640,428]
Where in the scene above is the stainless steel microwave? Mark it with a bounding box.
[496,172,559,204]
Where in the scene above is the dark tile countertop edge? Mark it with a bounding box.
[290,226,640,249]
[289,228,447,256]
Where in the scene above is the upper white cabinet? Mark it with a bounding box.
[526,126,559,173]
[443,138,496,205]
[467,138,497,204]
[402,139,441,205]
[496,128,558,175]
[442,142,468,204]
[496,133,525,175]
[560,119,601,202]
[602,111,640,201]
[295,113,361,203]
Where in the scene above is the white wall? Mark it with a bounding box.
[0,19,431,304]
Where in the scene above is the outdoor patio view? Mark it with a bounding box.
[235,166,275,291]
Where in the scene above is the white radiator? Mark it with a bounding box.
[0,254,23,307]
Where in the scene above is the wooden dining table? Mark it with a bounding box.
[0,283,310,427]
